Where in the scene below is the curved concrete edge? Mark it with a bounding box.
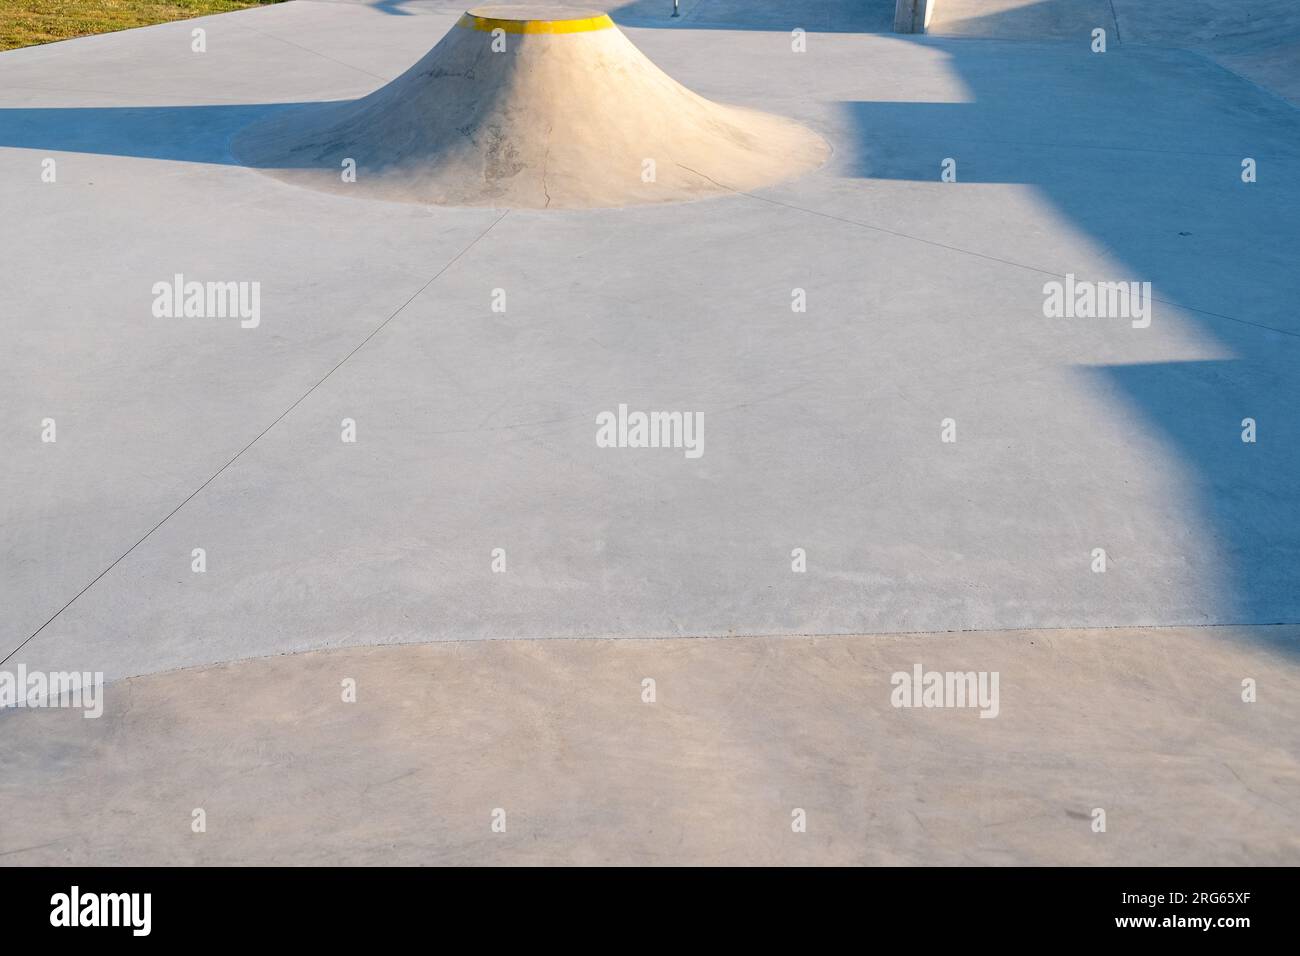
[457,9,615,34]
[2,625,1296,865]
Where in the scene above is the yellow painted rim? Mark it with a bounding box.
[456,12,614,34]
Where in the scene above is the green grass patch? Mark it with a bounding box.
[0,0,284,51]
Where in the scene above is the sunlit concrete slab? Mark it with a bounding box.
[2,1,1298,688]
[927,0,1116,42]
[2,626,1296,865]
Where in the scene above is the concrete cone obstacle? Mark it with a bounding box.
[233,5,829,208]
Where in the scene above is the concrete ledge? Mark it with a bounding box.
[894,0,936,33]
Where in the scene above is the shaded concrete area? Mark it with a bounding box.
[1114,0,1300,105]
[926,0,1300,104]
[837,37,1300,633]
[2,626,1296,865]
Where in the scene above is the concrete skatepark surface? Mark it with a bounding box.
[926,0,1300,104]
[5,626,1298,865]
[2,0,1298,865]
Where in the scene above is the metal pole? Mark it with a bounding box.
[671,0,680,17]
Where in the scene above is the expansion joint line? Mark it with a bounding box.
[676,162,1295,339]
[1,211,510,668]
[228,19,391,83]
[740,190,1300,340]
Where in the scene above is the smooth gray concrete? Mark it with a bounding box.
[3,0,1297,870]
[2,2,1299,684]
[319,0,897,32]
[927,0,1117,41]
[925,0,1300,104]
[1114,0,1300,105]
[2,626,1296,865]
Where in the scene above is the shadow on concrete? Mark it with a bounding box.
[839,33,1300,630]
[372,0,418,15]
[0,104,297,165]
[1077,360,1298,627]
